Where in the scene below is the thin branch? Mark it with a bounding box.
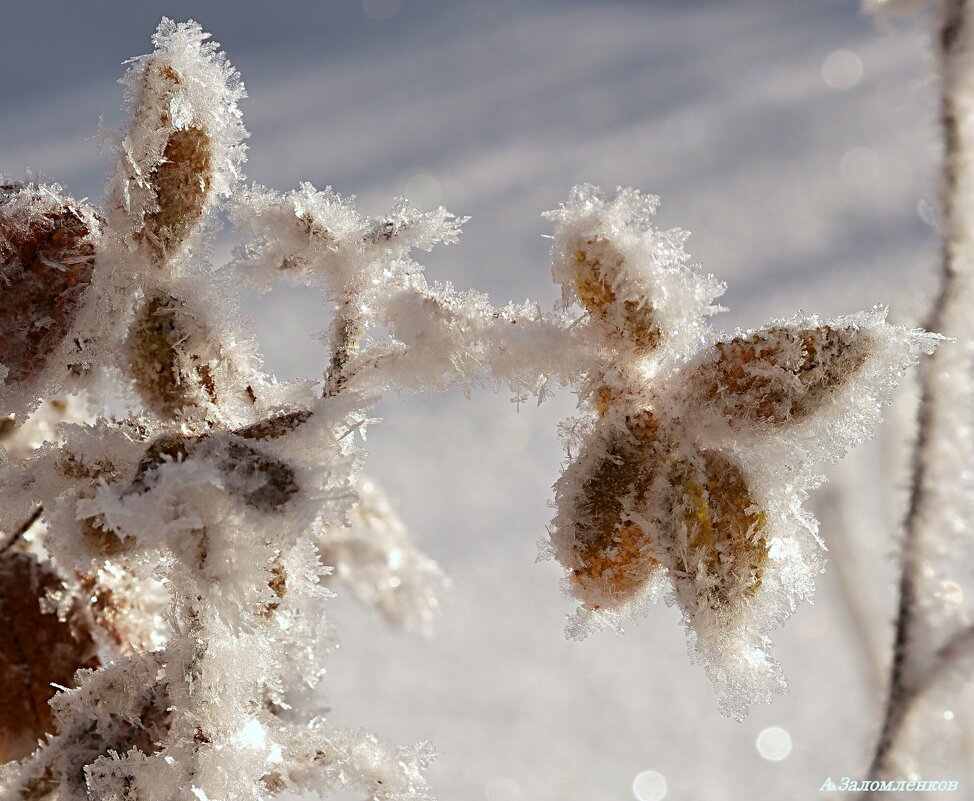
[866,622,974,792]
[867,0,969,783]
[0,506,43,556]
[323,296,365,398]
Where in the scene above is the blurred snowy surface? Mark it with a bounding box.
[0,1,950,798]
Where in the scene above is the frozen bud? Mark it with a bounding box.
[217,439,300,513]
[129,431,299,513]
[109,19,246,265]
[554,411,663,606]
[0,183,98,398]
[693,325,870,426]
[0,552,99,761]
[82,515,134,558]
[655,450,767,607]
[568,235,660,352]
[139,123,213,262]
[125,292,224,420]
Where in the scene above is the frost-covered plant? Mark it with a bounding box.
[0,17,937,801]
[541,189,937,718]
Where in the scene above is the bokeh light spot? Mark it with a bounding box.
[822,50,863,90]
[632,770,667,801]
[756,726,792,761]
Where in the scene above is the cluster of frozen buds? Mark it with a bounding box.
[0,16,937,801]
[0,21,446,801]
[543,188,937,717]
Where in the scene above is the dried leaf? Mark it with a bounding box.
[125,293,221,419]
[129,65,214,263]
[571,235,660,352]
[693,325,870,425]
[140,126,213,262]
[0,552,99,761]
[0,184,97,387]
[656,450,768,607]
[558,411,661,604]
[129,431,300,513]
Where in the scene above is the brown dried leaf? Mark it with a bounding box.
[0,552,99,762]
[571,235,660,352]
[657,450,767,606]
[561,411,661,603]
[0,184,97,387]
[125,293,221,419]
[129,432,300,514]
[139,127,213,262]
[129,65,214,263]
[694,325,870,425]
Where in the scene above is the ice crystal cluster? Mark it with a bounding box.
[0,17,937,801]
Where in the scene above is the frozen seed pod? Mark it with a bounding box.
[555,411,663,607]
[0,552,99,762]
[0,183,98,401]
[109,19,246,267]
[129,431,299,513]
[694,325,870,426]
[138,123,213,262]
[569,235,660,353]
[125,292,224,420]
[655,450,768,608]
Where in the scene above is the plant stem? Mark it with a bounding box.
[0,507,43,556]
[867,0,970,783]
[324,296,364,398]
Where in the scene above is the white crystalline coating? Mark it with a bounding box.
[0,11,943,797]
[230,182,373,296]
[230,182,464,297]
[231,180,590,404]
[365,282,591,399]
[281,724,436,801]
[317,478,449,635]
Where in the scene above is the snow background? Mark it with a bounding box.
[0,1,951,798]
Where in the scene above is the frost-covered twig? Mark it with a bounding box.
[865,0,974,782]
[0,508,41,557]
